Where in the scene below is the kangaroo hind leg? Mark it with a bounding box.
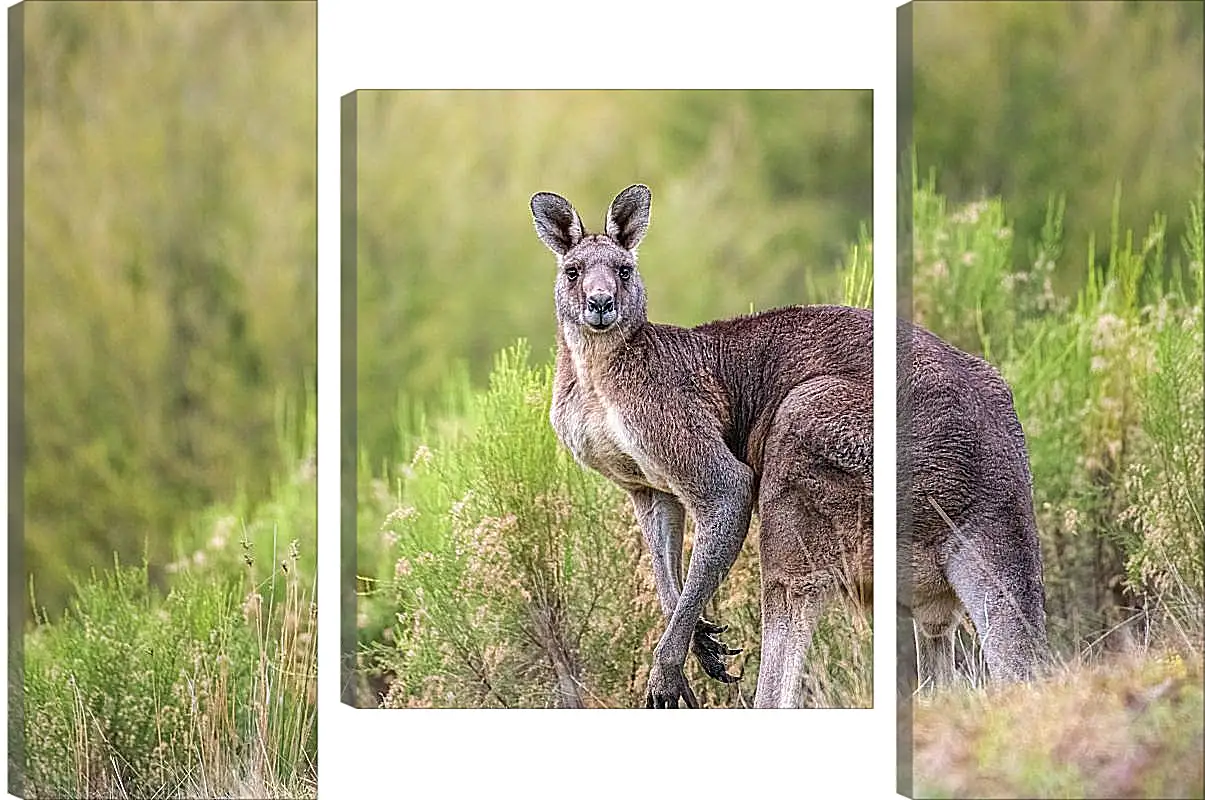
[942,512,1049,682]
[910,595,962,692]
[755,577,832,708]
[754,379,872,708]
[754,471,864,708]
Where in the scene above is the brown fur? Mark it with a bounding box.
[898,320,1050,689]
[532,185,873,707]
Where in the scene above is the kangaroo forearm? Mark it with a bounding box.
[653,557,682,621]
[631,488,686,621]
[655,490,752,666]
[656,531,748,664]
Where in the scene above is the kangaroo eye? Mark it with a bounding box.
[564,266,579,281]
[618,266,632,281]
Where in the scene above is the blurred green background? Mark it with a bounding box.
[911,0,1203,290]
[354,89,874,466]
[20,1,317,615]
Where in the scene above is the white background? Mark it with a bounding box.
[4,0,904,797]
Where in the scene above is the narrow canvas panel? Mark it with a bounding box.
[9,2,317,796]
[898,2,1204,797]
[343,89,876,711]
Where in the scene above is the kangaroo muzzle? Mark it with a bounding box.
[585,292,617,330]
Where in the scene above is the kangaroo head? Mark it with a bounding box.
[530,184,651,338]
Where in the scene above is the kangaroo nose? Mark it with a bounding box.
[587,293,614,315]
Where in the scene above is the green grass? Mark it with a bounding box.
[21,399,317,799]
[353,227,874,709]
[913,2,1202,291]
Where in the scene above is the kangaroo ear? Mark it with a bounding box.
[531,192,585,256]
[605,184,651,251]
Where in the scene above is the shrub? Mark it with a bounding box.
[21,400,317,799]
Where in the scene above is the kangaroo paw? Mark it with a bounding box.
[645,662,699,709]
[692,618,742,683]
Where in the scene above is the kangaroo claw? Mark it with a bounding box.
[692,618,743,683]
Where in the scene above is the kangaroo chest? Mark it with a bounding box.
[551,375,673,494]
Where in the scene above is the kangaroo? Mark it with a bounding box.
[530,184,874,708]
[898,321,1050,689]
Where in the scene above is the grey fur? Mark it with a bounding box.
[899,321,1050,688]
[529,185,1048,708]
[531,185,872,708]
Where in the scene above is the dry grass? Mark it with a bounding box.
[23,441,317,799]
[912,650,1204,799]
[24,545,317,799]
